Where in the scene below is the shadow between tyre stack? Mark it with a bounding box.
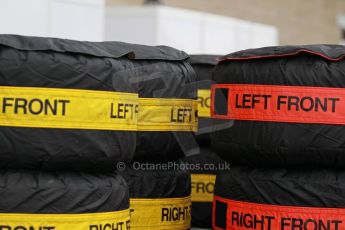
[181,55,229,230]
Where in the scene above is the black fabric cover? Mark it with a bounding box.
[190,55,219,146]
[180,147,226,228]
[132,54,196,162]
[119,168,190,198]
[189,55,218,81]
[215,167,345,208]
[0,170,129,213]
[180,147,225,174]
[212,45,345,168]
[0,34,191,171]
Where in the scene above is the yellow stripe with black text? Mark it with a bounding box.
[191,174,216,202]
[0,87,199,132]
[0,209,130,230]
[130,196,191,230]
[197,89,211,118]
[138,98,198,132]
[0,86,138,131]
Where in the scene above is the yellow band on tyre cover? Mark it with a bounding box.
[130,196,191,230]
[0,209,130,230]
[138,98,198,132]
[0,87,199,132]
[0,86,138,131]
[191,174,216,202]
[197,89,211,118]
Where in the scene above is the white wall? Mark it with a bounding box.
[105,5,279,54]
[0,0,104,41]
[156,7,203,54]
[0,1,278,53]
[49,0,104,41]
[106,6,157,45]
[0,0,49,36]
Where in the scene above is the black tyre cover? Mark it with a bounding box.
[211,45,345,168]
[0,34,194,171]
[190,55,219,146]
[189,55,218,82]
[214,167,345,230]
[0,170,130,229]
[132,51,197,162]
[0,35,139,172]
[119,168,191,229]
[0,170,129,213]
[180,147,227,228]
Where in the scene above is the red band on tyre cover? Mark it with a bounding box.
[213,196,345,230]
[219,49,345,62]
[211,84,345,125]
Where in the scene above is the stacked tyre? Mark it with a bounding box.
[0,35,139,171]
[0,35,139,228]
[180,55,229,229]
[120,168,191,230]
[211,45,345,230]
[119,46,196,229]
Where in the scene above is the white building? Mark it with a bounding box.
[0,0,278,54]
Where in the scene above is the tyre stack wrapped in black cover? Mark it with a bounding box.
[0,34,139,172]
[211,45,345,168]
[119,167,191,230]
[114,44,197,228]
[211,45,345,230]
[131,47,197,162]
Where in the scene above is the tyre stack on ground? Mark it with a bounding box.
[180,55,228,230]
[0,34,158,229]
[118,46,197,230]
[211,45,345,230]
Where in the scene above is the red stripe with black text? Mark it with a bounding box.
[211,84,345,125]
[213,196,345,230]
